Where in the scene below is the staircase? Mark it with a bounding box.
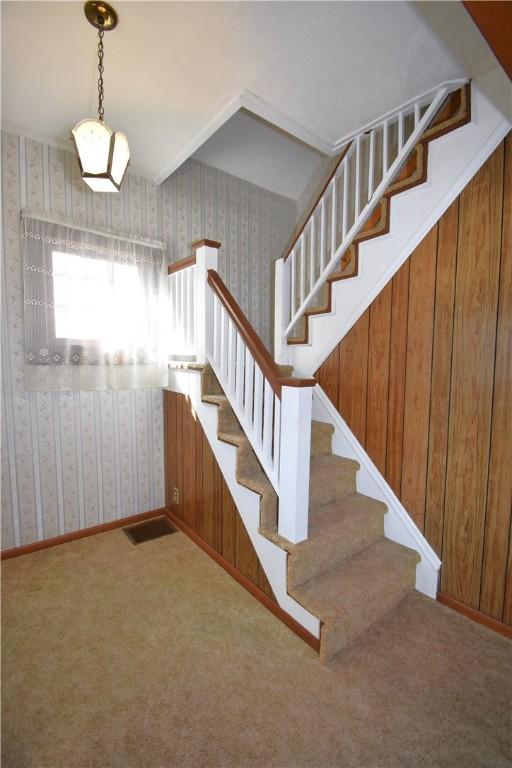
[286,85,470,346]
[166,69,512,662]
[201,362,418,662]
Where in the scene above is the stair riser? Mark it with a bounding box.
[310,468,357,507]
[319,561,417,663]
[311,424,334,458]
[288,512,384,589]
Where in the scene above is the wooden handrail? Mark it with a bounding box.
[284,141,352,262]
[168,255,196,275]
[207,269,315,396]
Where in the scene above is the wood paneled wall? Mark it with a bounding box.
[315,135,512,626]
[163,390,275,601]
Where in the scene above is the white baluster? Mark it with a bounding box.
[227,320,236,395]
[262,380,273,467]
[273,394,281,474]
[320,197,326,272]
[300,233,306,304]
[354,135,361,219]
[253,364,264,447]
[213,294,220,363]
[414,102,420,128]
[274,257,290,365]
[309,214,315,293]
[383,119,389,175]
[342,161,349,239]
[219,307,228,381]
[331,177,337,258]
[244,350,254,426]
[186,269,193,351]
[291,248,296,315]
[235,335,245,410]
[398,111,404,151]
[368,129,375,201]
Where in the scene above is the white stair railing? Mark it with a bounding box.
[168,256,196,359]
[168,240,315,543]
[206,268,315,543]
[280,80,465,340]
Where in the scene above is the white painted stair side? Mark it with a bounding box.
[289,67,512,376]
[166,368,321,639]
[313,386,440,598]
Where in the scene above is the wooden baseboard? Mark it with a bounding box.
[0,509,168,561]
[437,592,512,640]
[164,506,321,653]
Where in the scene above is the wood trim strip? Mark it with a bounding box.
[164,506,321,652]
[284,142,353,262]
[462,2,512,81]
[192,239,222,250]
[437,592,512,640]
[207,269,315,395]
[168,256,196,275]
[0,508,168,560]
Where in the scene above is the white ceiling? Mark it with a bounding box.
[193,110,326,200]
[1,1,497,191]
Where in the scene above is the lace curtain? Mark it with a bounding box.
[22,213,169,391]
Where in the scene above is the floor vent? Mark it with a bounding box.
[123,517,177,545]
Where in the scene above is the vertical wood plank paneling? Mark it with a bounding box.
[194,412,203,539]
[400,224,437,531]
[181,397,197,532]
[313,137,511,626]
[163,392,276,602]
[236,515,260,585]
[385,261,410,496]
[338,310,369,446]
[479,135,512,619]
[315,346,339,406]
[365,282,392,474]
[442,144,503,607]
[221,483,237,565]
[424,200,459,556]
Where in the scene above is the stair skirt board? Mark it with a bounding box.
[312,385,441,599]
[166,367,321,639]
[287,67,512,375]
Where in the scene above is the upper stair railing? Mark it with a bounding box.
[168,240,316,543]
[276,80,466,345]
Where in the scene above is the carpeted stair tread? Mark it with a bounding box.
[309,454,359,507]
[291,538,419,661]
[202,393,227,406]
[287,493,387,588]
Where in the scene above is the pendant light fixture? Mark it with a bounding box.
[72,1,130,192]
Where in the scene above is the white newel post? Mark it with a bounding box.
[278,382,314,543]
[274,257,290,365]
[193,239,220,364]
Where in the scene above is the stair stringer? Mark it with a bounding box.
[167,367,321,639]
[288,66,512,375]
[313,385,440,598]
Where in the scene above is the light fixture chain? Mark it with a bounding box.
[97,28,105,121]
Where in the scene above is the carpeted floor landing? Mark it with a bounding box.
[2,528,511,768]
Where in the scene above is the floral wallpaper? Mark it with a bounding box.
[1,132,296,549]
[1,132,165,549]
[161,158,296,349]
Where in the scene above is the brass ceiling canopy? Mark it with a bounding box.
[84,1,118,31]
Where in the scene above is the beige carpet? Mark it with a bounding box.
[2,528,511,768]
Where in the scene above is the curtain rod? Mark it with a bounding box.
[21,209,167,251]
